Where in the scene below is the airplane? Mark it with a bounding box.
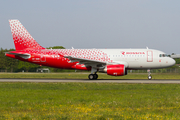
[5,20,176,80]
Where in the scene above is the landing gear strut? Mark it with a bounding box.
[147,69,152,80]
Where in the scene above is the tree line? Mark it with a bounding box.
[0,47,179,72]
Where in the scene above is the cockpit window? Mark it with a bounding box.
[159,54,168,57]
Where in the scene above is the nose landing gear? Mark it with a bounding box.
[148,75,152,80]
[147,69,152,80]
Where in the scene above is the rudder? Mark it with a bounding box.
[9,20,45,50]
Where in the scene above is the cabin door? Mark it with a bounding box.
[147,51,153,62]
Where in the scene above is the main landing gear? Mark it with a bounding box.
[88,67,98,80]
[88,74,98,80]
[147,69,152,80]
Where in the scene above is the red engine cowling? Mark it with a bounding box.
[105,64,127,76]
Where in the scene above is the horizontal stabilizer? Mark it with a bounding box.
[5,52,31,59]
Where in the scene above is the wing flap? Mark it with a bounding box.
[64,56,107,68]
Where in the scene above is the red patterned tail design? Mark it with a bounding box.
[9,20,45,50]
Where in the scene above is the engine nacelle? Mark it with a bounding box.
[104,64,127,76]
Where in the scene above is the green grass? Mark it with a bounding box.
[0,72,179,79]
[0,83,180,119]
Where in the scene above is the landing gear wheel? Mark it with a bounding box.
[88,74,94,80]
[147,69,152,80]
[93,74,98,80]
[88,74,98,80]
[148,75,152,80]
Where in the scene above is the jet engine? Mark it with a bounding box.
[103,64,127,76]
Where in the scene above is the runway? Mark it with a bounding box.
[0,79,180,83]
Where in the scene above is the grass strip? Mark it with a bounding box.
[0,82,180,119]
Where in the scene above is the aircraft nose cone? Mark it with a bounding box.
[170,58,176,66]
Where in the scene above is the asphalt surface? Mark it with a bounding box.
[0,79,180,83]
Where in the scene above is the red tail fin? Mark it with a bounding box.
[9,20,45,50]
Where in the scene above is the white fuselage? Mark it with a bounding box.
[99,49,175,69]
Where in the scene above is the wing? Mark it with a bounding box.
[64,56,107,69]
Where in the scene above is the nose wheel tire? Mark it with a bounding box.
[88,74,98,80]
[148,75,152,80]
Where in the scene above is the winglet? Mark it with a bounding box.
[9,20,45,50]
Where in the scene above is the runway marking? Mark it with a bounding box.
[0,79,180,83]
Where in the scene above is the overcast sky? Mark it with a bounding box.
[1,0,180,54]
